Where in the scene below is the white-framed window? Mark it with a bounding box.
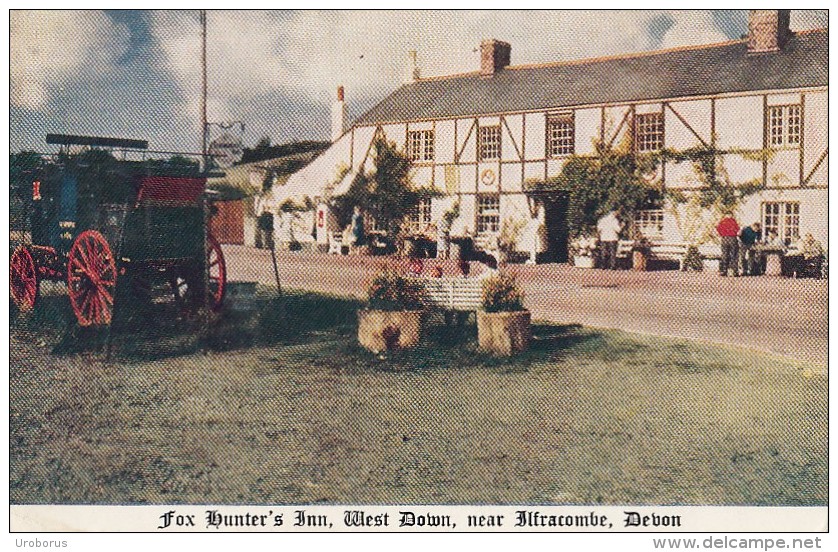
[478,125,501,161]
[761,201,800,246]
[635,112,664,152]
[405,197,432,233]
[547,112,575,157]
[476,194,500,235]
[768,104,802,147]
[634,209,664,241]
[407,130,435,162]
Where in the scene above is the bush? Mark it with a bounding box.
[366,270,426,311]
[481,273,525,313]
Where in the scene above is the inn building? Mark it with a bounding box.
[266,10,827,261]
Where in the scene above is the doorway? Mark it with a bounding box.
[541,193,569,263]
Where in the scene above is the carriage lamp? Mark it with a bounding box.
[32,181,41,201]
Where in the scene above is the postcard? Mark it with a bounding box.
[8,8,828,544]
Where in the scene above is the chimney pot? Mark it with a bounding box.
[331,85,346,142]
[404,50,421,83]
[480,39,511,76]
[748,10,791,53]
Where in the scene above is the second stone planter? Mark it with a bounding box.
[477,310,531,356]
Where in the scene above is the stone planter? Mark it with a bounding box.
[357,309,422,353]
[573,255,594,268]
[477,310,531,356]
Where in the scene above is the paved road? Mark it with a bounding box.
[223,245,828,368]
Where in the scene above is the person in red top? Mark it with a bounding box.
[716,212,740,276]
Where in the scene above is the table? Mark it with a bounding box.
[754,245,786,276]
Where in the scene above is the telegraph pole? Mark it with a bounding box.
[200,9,211,319]
[201,9,208,171]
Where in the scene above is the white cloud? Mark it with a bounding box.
[10,11,126,110]
[151,10,668,114]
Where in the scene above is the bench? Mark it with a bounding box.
[410,277,483,312]
[617,241,721,270]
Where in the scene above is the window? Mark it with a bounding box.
[407,130,435,162]
[635,112,664,152]
[405,197,432,233]
[761,202,800,246]
[476,194,500,235]
[478,125,501,161]
[547,113,575,156]
[634,209,664,241]
[768,105,802,147]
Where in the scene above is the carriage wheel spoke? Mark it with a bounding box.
[10,247,38,310]
[68,231,116,326]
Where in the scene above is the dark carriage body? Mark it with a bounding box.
[10,137,226,326]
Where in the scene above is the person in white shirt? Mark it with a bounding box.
[597,211,622,270]
[477,255,499,280]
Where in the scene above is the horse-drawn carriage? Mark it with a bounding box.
[10,134,226,326]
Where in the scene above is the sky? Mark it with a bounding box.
[8,9,829,156]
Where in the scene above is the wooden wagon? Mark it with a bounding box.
[10,134,226,326]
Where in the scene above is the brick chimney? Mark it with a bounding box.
[748,10,791,53]
[331,86,346,142]
[480,39,511,76]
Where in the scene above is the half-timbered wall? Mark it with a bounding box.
[277,85,828,249]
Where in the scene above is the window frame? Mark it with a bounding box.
[407,129,435,163]
[761,201,800,246]
[476,194,501,236]
[405,197,432,233]
[633,209,664,241]
[634,112,664,153]
[478,125,502,161]
[547,112,575,157]
[768,104,802,148]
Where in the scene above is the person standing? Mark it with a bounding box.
[350,206,366,253]
[739,222,761,276]
[597,211,622,270]
[716,212,740,276]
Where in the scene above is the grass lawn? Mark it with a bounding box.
[10,289,827,505]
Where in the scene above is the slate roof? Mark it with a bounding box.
[355,29,828,126]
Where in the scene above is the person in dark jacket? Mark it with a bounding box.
[739,222,761,276]
[716,213,740,277]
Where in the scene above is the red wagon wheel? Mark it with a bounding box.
[10,246,39,311]
[171,233,226,312]
[67,230,117,326]
[207,233,226,311]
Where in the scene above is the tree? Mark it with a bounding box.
[663,144,767,247]
[664,144,765,212]
[332,138,437,235]
[527,140,662,240]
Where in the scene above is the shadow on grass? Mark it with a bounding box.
[11,288,364,361]
[12,289,598,370]
[265,314,598,375]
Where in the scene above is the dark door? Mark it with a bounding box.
[542,193,569,263]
